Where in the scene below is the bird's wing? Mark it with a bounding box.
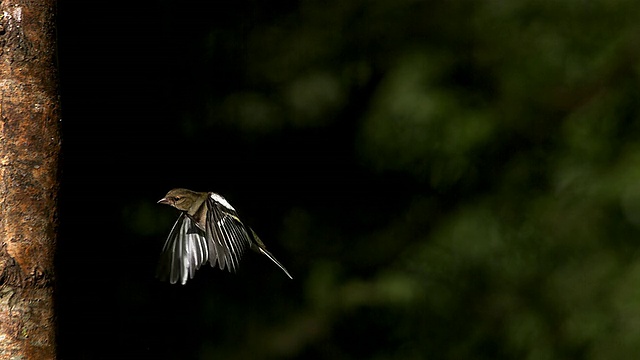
[156,213,209,285]
[205,194,251,272]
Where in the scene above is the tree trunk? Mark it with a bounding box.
[0,0,60,358]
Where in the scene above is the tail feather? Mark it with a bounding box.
[249,227,293,279]
[258,247,293,279]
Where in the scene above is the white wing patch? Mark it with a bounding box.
[210,192,235,211]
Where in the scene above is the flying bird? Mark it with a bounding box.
[157,188,292,284]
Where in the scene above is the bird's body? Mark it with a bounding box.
[157,188,292,284]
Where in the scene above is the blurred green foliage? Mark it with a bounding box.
[120,0,640,358]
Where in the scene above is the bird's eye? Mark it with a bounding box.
[174,196,181,201]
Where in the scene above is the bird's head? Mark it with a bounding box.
[157,188,201,212]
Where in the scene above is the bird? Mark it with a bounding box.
[156,188,292,285]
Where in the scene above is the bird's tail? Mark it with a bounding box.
[258,247,293,279]
[250,228,293,279]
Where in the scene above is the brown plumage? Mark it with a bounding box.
[157,188,292,284]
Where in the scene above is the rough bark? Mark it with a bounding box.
[0,0,60,359]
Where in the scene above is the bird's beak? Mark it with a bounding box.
[157,197,171,205]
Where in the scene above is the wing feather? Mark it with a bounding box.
[156,213,209,285]
[206,204,227,270]
[218,217,238,270]
[205,194,253,273]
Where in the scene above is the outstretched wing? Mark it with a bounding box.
[156,213,209,285]
[205,194,251,272]
[205,193,293,279]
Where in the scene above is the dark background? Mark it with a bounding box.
[56,0,640,359]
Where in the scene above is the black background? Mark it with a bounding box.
[55,1,640,359]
